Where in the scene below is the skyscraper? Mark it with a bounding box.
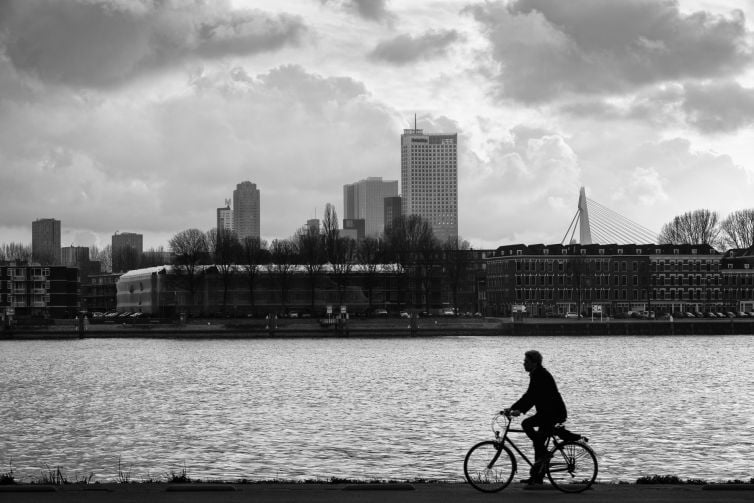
[217,199,233,233]
[400,126,458,242]
[342,177,398,237]
[112,232,143,273]
[233,181,260,240]
[383,196,402,231]
[32,218,61,265]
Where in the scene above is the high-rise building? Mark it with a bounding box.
[342,218,365,241]
[112,232,143,273]
[32,218,61,265]
[342,177,398,237]
[384,196,402,231]
[400,126,458,242]
[217,199,233,233]
[233,181,260,240]
[61,245,100,285]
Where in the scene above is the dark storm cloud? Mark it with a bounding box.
[0,0,307,88]
[466,0,752,103]
[369,30,460,64]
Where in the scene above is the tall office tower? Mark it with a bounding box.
[383,196,402,232]
[306,218,320,234]
[233,181,260,240]
[400,126,458,242]
[217,199,233,233]
[112,232,143,273]
[342,177,398,237]
[32,218,61,265]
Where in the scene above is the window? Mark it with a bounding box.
[580,249,586,255]
[674,249,679,255]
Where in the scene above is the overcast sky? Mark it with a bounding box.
[1,0,753,250]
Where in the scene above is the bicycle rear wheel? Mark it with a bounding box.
[463,440,515,493]
[546,440,598,493]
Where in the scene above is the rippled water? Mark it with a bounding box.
[1,335,752,483]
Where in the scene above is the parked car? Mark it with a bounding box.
[738,311,751,318]
[473,312,483,317]
[725,311,736,318]
[564,312,581,319]
[399,311,410,319]
[442,308,455,317]
[374,308,388,317]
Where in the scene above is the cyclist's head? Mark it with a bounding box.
[524,350,543,371]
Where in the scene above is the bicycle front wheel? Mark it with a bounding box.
[546,440,598,493]
[463,440,515,493]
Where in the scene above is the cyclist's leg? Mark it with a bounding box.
[522,415,554,482]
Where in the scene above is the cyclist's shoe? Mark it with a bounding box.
[520,477,544,486]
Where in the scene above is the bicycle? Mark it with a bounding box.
[464,412,598,493]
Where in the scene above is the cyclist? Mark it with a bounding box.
[502,350,567,485]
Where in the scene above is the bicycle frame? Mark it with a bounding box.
[492,415,560,473]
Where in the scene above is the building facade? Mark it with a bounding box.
[485,243,722,317]
[342,218,365,241]
[61,245,101,285]
[342,177,398,237]
[0,261,79,318]
[112,232,143,273]
[400,128,458,242]
[233,181,260,240]
[217,199,233,232]
[720,246,754,313]
[32,218,61,265]
[383,196,402,231]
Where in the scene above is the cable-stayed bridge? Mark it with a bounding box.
[562,187,658,245]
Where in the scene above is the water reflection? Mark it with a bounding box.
[0,336,752,482]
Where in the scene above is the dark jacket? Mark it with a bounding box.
[511,366,567,422]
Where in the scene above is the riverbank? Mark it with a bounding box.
[1,481,753,503]
[2,317,754,338]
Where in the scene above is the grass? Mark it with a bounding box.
[166,463,191,483]
[0,460,16,485]
[635,474,754,485]
[117,456,131,483]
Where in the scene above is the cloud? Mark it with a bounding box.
[466,0,752,102]
[0,64,403,246]
[682,81,754,133]
[460,128,583,245]
[323,0,394,23]
[559,80,754,133]
[0,0,307,88]
[369,30,460,65]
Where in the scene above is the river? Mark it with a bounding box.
[1,335,752,483]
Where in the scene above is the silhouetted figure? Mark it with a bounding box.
[503,350,567,485]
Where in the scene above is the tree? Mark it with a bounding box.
[296,226,326,312]
[322,203,340,260]
[112,245,140,273]
[240,236,269,314]
[384,214,435,308]
[90,244,112,273]
[330,236,356,306]
[0,242,32,262]
[658,209,721,248]
[208,228,242,314]
[357,236,384,310]
[416,226,440,313]
[269,238,298,311]
[719,209,754,249]
[442,237,471,311]
[169,228,209,314]
[140,246,169,268]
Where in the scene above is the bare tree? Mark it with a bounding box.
[296,226,326,313]
[658,209,721,248]
[269,238,298,311]
[208,228,242,314]
[90,244,112,273]
[719,209,754,249]
[322,203,339,260]
[112,245,140,273]
[0,242,32,262]
[169,228,209,314]
[357,236,384,310]
[442,236,471,311]
[241,236,269,314]
[330,236,356,306]
[415,222,440,313]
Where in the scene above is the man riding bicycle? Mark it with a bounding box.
[502,350,567,485]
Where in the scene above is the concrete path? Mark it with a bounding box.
[2,483,753,503]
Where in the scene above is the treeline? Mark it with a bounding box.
[168,207,474,314]
[658,208,754,250]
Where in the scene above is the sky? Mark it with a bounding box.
[1,0,753,251]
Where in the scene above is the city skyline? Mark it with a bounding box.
[1,1,753,250]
